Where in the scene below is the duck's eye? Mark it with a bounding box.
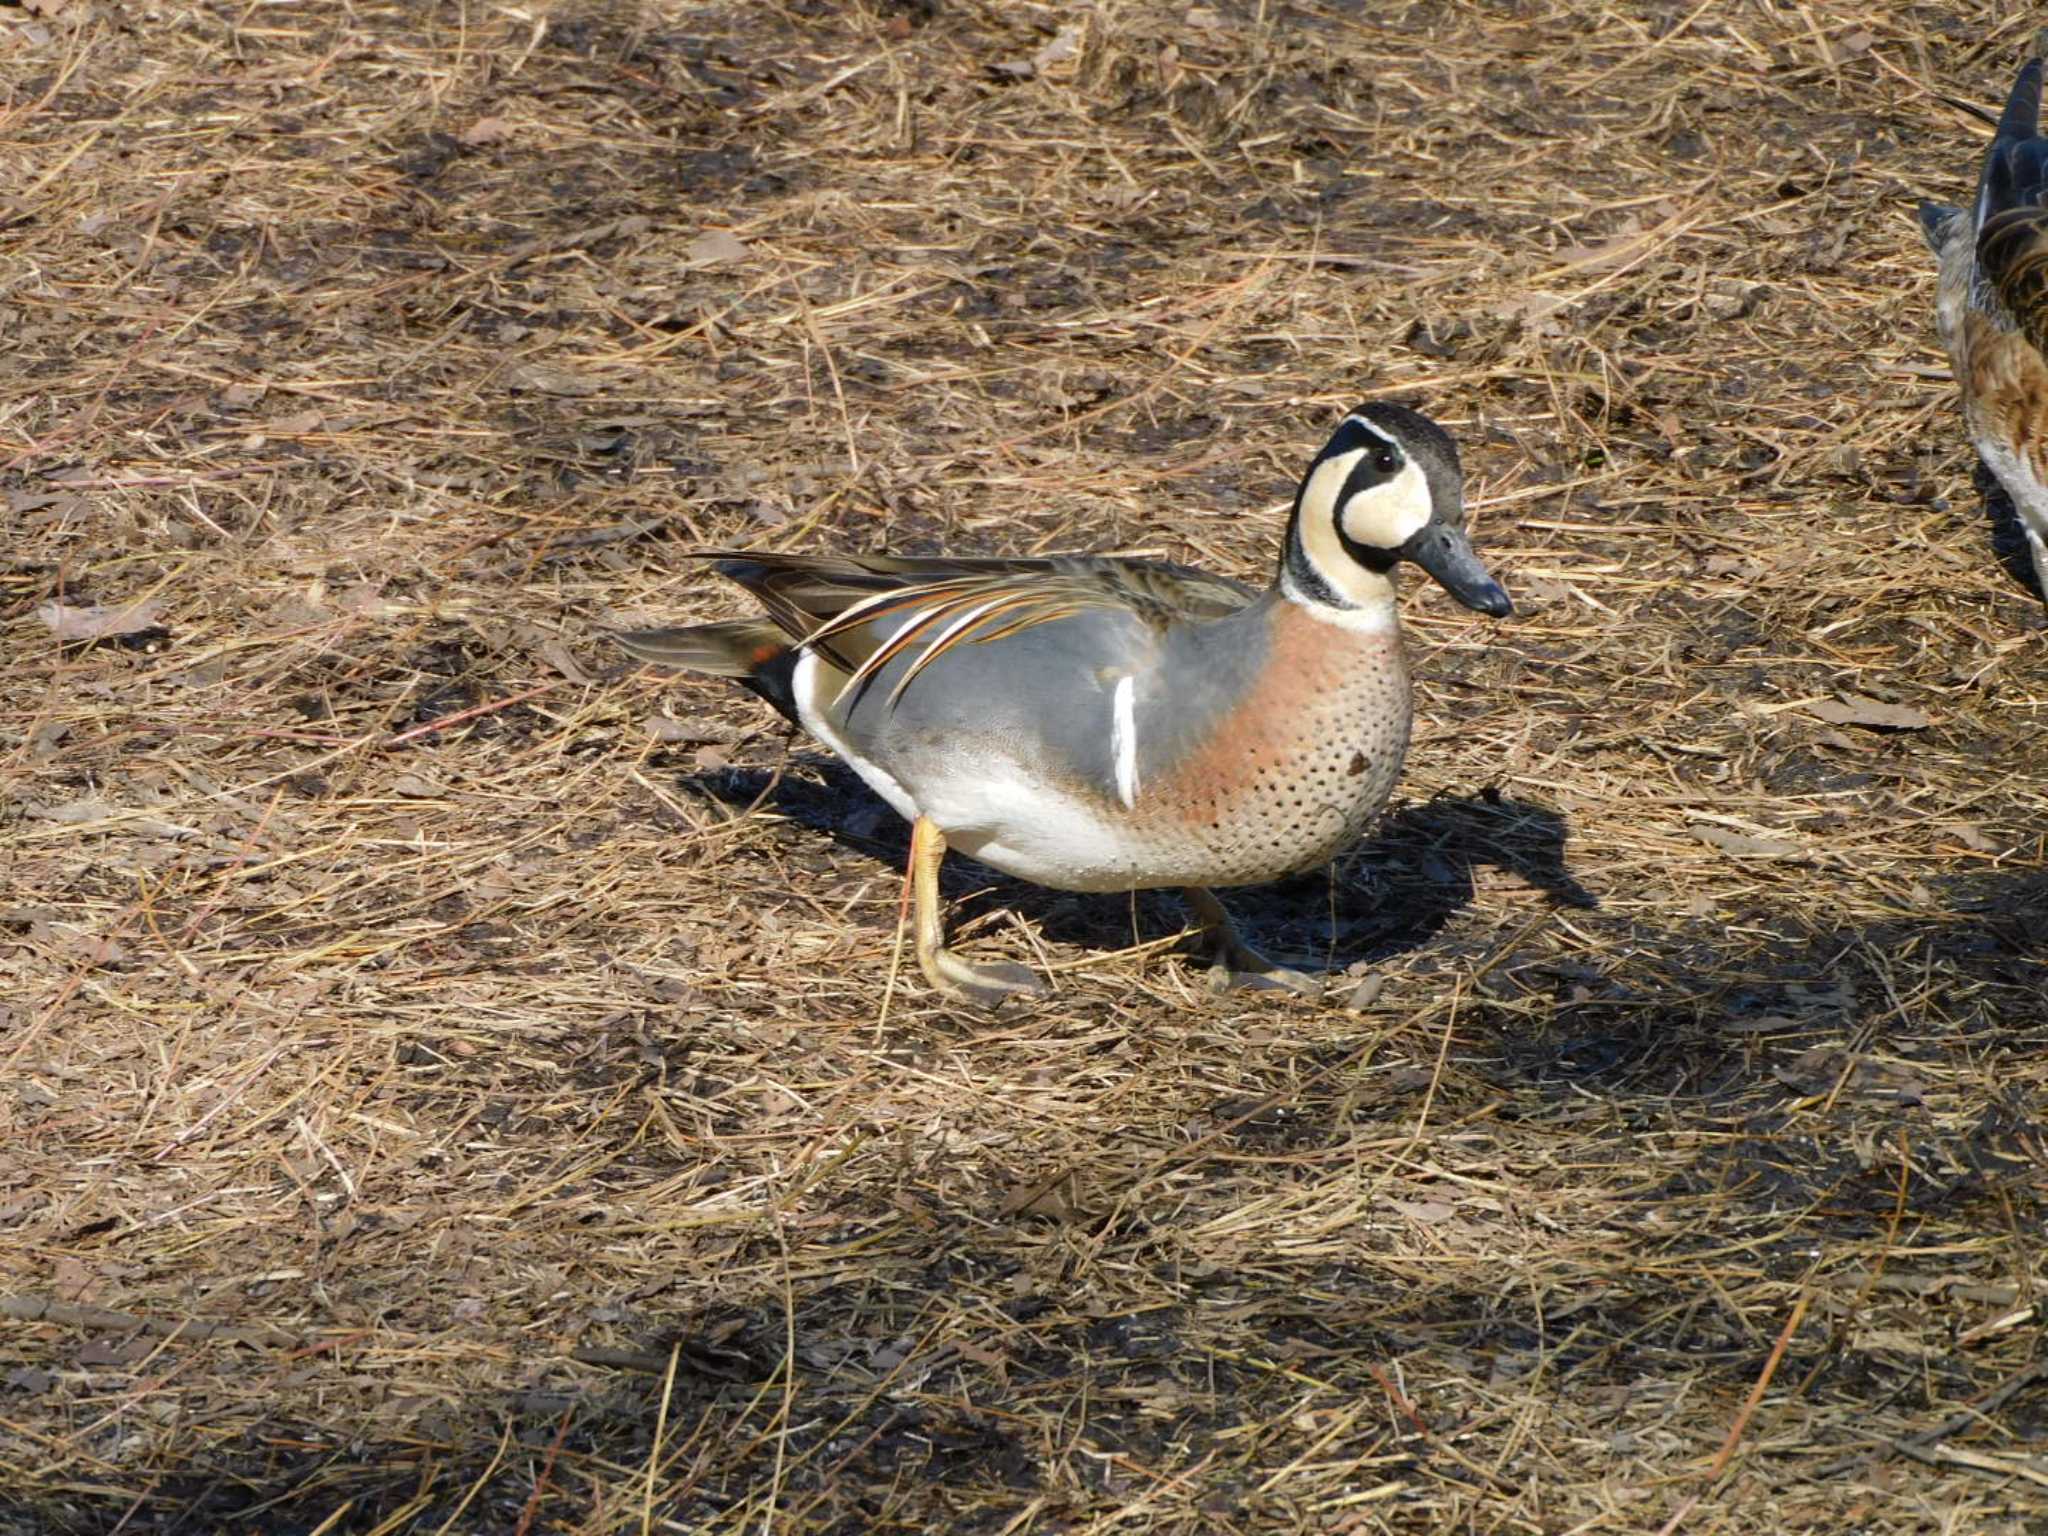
[1374,449,1398,474]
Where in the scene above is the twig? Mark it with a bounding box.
[1657,1291,1812,1534]
[0,1295,292,1349]
[1366,1361,1518,1497]
[385,682,559,745]
[1796,1360,2048,1485]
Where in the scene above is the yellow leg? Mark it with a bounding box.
[910,816,1048,1005]
[1182,887,1324,998]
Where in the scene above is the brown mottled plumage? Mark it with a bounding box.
[1922,36,2048,600]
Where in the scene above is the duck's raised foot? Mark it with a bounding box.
[1183,887,1326,999]
[921,946,1050,1008]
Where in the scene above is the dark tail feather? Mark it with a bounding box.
[1997,50,2045,140]
[1978,54,2048,228]
[615,621,802,721]
[616,620,781,675]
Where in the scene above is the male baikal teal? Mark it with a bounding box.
[619,404,1512,1004]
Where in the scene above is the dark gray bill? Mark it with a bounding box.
[1400,523,1513,617]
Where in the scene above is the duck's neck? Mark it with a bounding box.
[1276,507,1401,633]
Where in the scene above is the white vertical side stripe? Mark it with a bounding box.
[1111,674,1140,810]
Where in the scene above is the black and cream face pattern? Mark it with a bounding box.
[1308,407,1462,560]
[1284,402,1513,621]
[1286,403,1463,617]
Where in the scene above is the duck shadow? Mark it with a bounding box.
[680,755,1596,978]
[1320,789,1599,963]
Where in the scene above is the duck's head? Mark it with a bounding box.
[1282,402,1513,622]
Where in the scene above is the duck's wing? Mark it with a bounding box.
[714,549,1255,709]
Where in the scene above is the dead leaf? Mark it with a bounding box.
[1691,825,1803,860]
[1033,23,1083,71]
[506,362,601,397]
[78,1336,152,1367]
[1703,554,1763,578]
[20,0,70,18]
[1720,1013,1801,1035]
[644,713,740,745]
[1828,28,1873,62]
[1491,289,1569,327]
[35,597,165,643]
[999,1171,1077,1220]
[389,774,443,798]
[1390,1198,1456,1224]
[686,229,750,267]
[9,489,74,514]
[27,796,120,825]
[460,116,514,146]
[1806,694,1934,731]
[538,637,591,684]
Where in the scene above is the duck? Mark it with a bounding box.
[617,402,1513,1004]
[1921,37,2048,600]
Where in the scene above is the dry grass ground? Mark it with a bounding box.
[2,0,2045,1531]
